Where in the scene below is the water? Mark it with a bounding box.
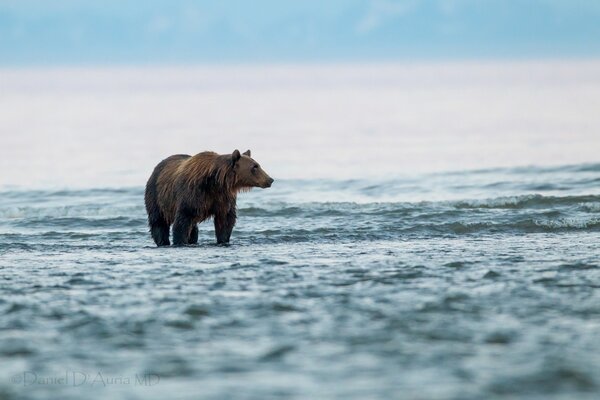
[1,63,600,399]
[0,163,599,399]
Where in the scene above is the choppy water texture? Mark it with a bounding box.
[0,164,599,399]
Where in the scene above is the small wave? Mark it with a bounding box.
[424,217,600,235]
[64,277,100,285]
[454,194,600,210]
[0,205,143,219]
[239,206,305,217]
[581,202,600,212]
[0,186,142,199]
[9,216,147,229]
[572,162,600,173]
[533,217,600,230]
[558,262,598,270]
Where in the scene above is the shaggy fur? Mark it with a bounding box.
[145,149,273,246]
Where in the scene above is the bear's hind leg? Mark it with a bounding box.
[188,225,199,245]
[150,220,170,247]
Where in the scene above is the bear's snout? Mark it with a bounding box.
[263,177,274,188]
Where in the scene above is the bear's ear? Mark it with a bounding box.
[243,150,251,157]
[231,149,241,165]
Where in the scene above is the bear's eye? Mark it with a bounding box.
[251,165,258,174]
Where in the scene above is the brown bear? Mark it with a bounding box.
[144,149,273,246]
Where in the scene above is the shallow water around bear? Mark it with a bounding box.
[1,164,600,399]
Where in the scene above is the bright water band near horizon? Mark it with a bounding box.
[0,62,599,399]
[1,61,600,188]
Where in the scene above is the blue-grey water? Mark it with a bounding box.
[1,163,599,399]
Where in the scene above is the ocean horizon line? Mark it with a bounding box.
[2,57,600,70]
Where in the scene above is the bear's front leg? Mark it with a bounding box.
[224,207,237,243]
[188,225,199,245]
[214,208,236,244]
[172,208,195,246]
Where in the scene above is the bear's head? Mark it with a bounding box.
[231,149,274,189]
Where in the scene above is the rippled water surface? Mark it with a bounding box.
[1,164,599,399]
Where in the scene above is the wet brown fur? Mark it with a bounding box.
[145,150,273,246]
